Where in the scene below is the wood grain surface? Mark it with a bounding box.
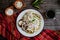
[23,0,60,30]
[0,0,60,30]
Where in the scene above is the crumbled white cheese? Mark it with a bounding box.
[19,21,22,25]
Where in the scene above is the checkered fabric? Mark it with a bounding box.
[0,13,60,40]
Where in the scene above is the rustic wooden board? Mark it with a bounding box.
[0,0,60,30]
[24,0,60,30]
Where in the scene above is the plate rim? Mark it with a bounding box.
[16,9,44,37]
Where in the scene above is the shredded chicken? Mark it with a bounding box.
[18,11,41,34]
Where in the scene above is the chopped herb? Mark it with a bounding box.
[32,0,43,9]
[32,19,35,22]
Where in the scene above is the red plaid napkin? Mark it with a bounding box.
[0,13,60,40]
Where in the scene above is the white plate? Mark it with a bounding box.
[16,9,44,37]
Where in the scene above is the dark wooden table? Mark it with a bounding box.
[24,0,60,30]
[0,0,60,30]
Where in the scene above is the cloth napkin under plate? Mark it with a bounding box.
[0,13,60,40]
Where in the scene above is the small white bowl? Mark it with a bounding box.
[16,9,44,37]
